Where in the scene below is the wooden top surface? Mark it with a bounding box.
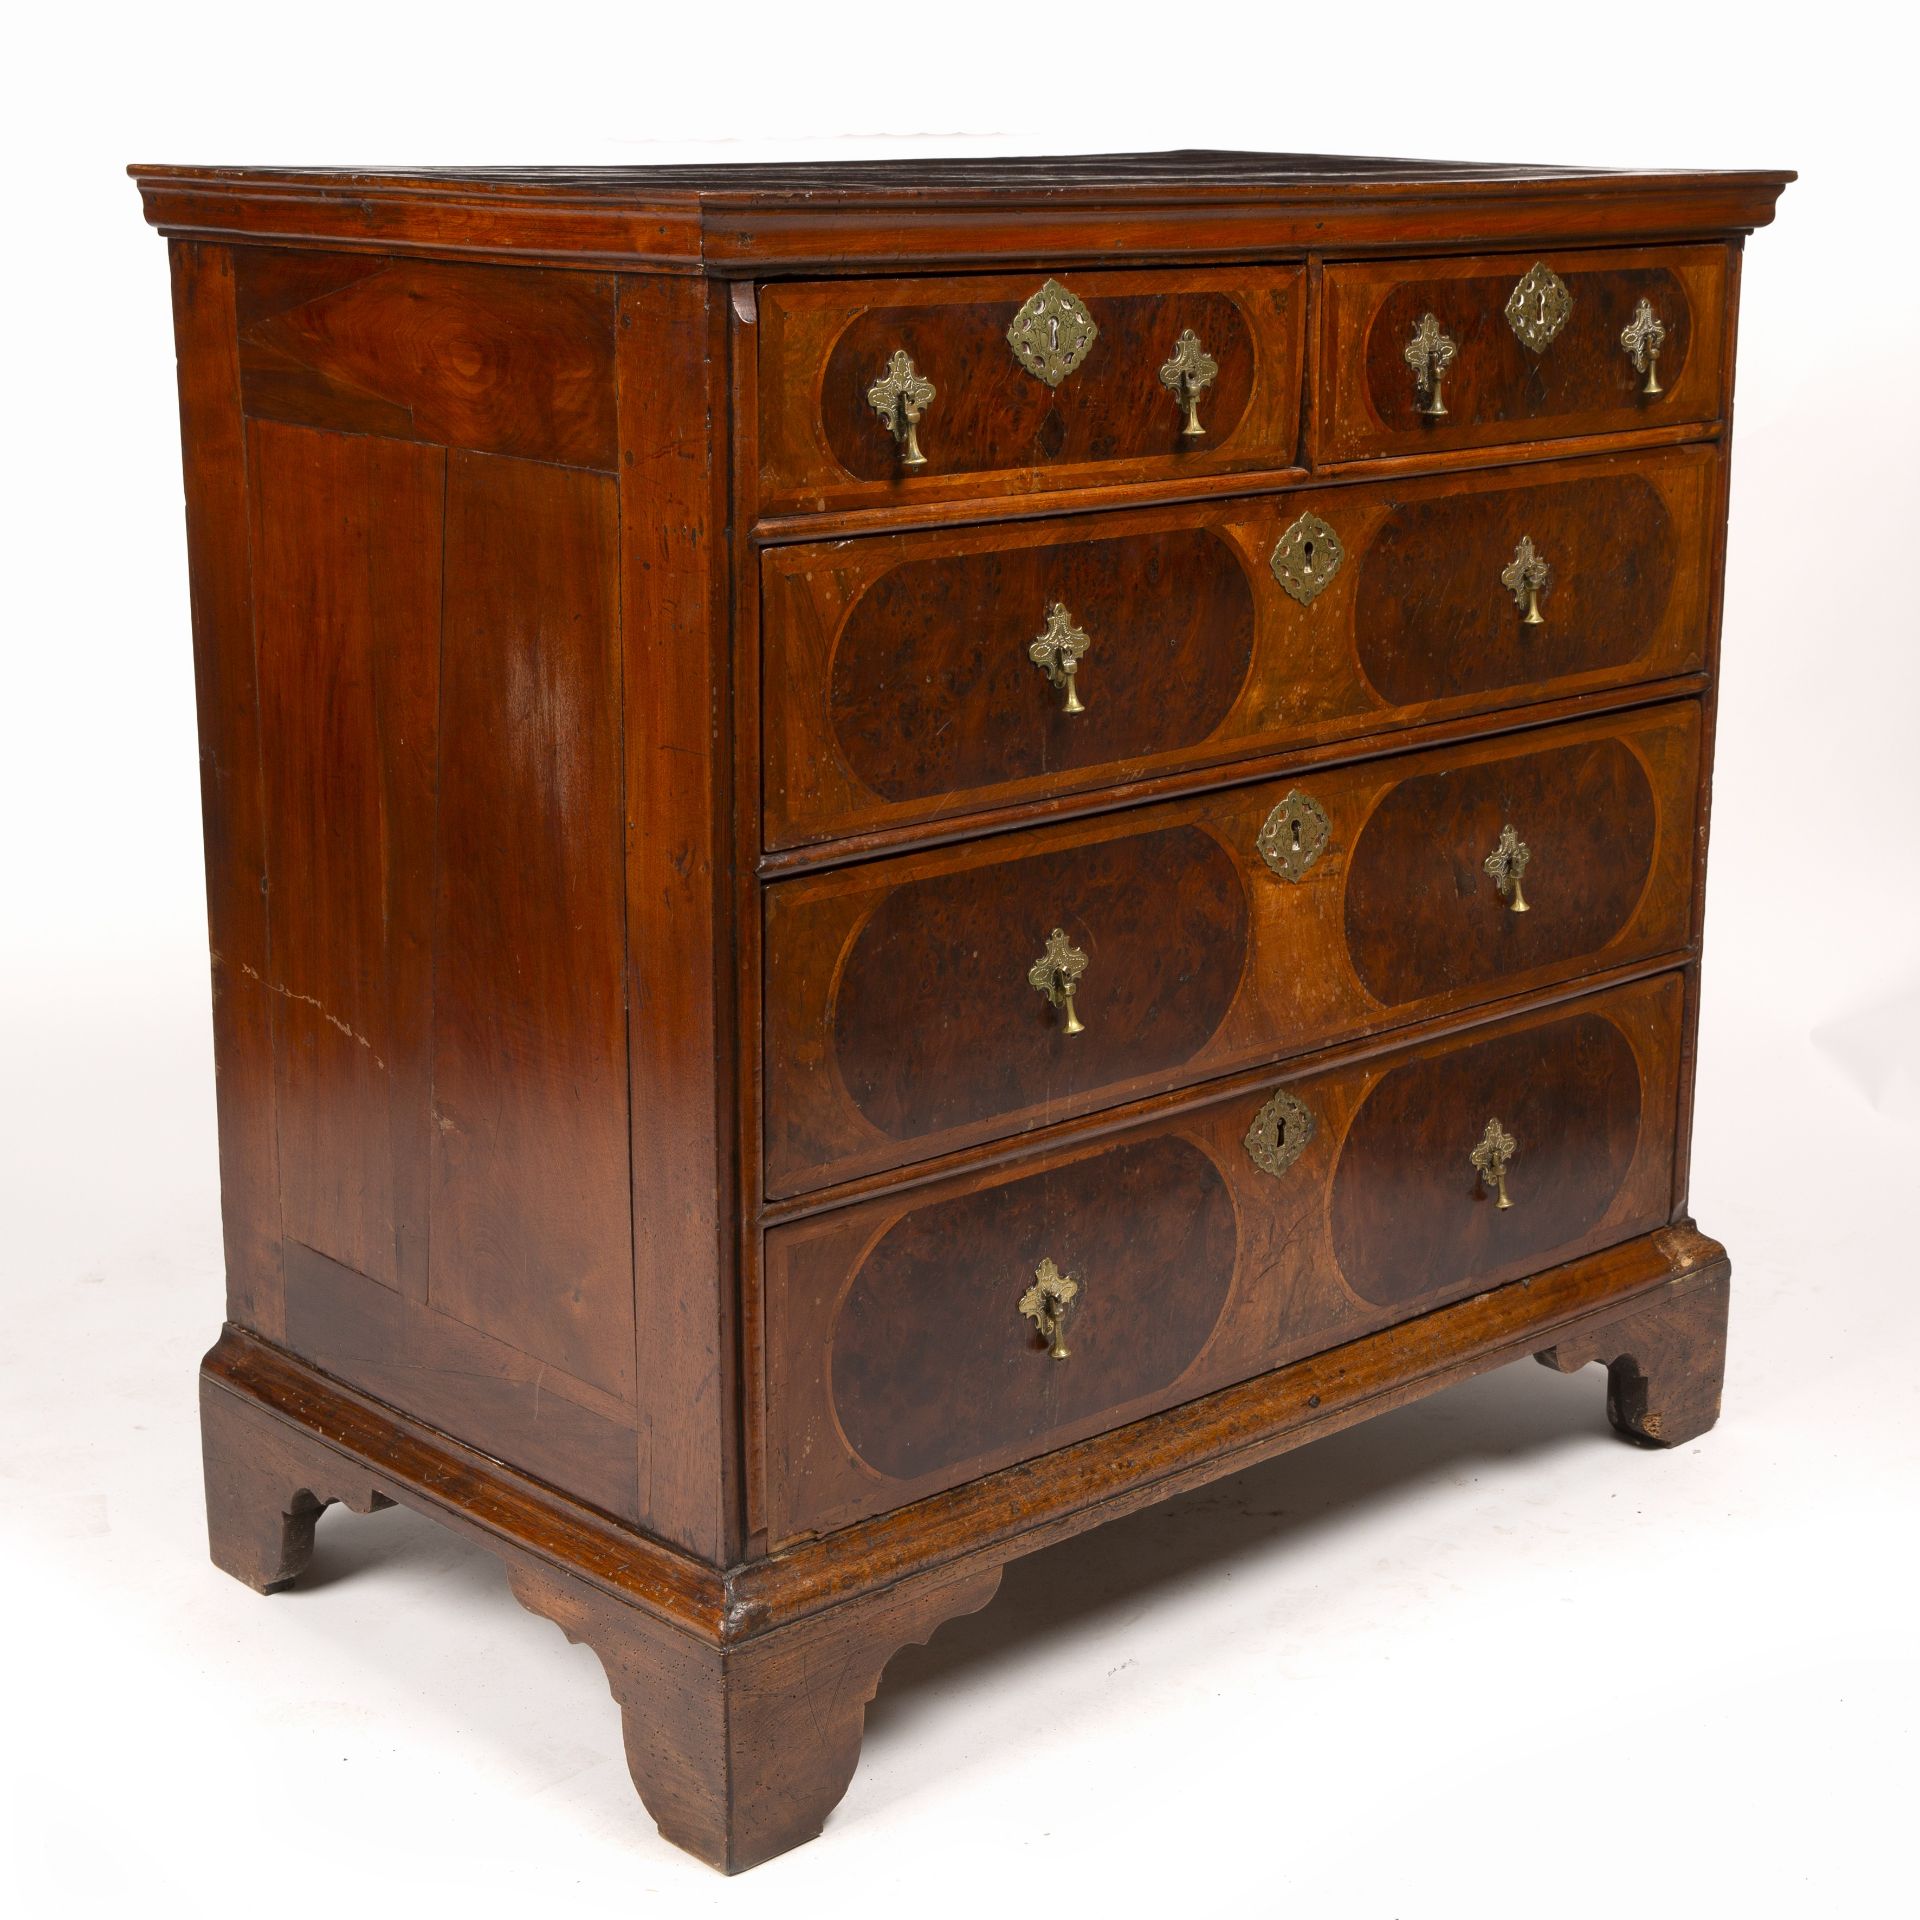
[131,149,1793,272]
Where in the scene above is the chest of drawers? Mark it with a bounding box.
[135,150,1790,1873]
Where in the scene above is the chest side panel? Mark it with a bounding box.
[190,246,646,1522]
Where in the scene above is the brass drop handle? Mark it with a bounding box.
[1501,536,1551,626]
[1484,823,1532,913]
[1471,1118,1518,1209]
[1029,602,1091,714]
[1621,297,1667,397]
[1159,329,1219,438]
[1404,311,1457,418]
[865,348,935,470]
[1019,1257,1080,1360]
[1028,926,1088,1035]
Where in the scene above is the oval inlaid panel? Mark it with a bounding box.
[1362,267,1692,432]
[833,825,1248,1143]
[831,1136,1237,1481]
[1352,475,1676,704]
[1343,735,1657,1008]
[828,529,1256,804]
[1330,1012,1642,1310]
[821,293,1256,480]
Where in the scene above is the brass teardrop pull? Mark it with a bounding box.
[1471,1118,1518,1209]
[1484,824,1532,913]
[865,348,935,469]
[1404,311,1457,417]
[1028,603,1091,714]
[1621,297,1668,397]
[1018,1257,1080,1360]
[1501,537,1551,626]
[1027,926,1088,1035]
[1158,329,1218,438]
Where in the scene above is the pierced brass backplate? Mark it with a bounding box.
[1245,1088,1316,1180]
[1270,512,1345,607]
[1505,262,1573,352]
[1255,789,1331,882]
[1007,279,1099,387]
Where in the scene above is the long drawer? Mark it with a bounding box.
[755,265,1306,515]
[761,444,1717,850]
[1314,243,1728,464]
[764,969,1684,1542]
[763,700,1700,1197]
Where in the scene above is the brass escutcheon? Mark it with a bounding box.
[1621,297,1668,396]
[1029,603,1091,714]
[1245,1088,1316,1180]
[1505,262,1573,352]
[1470,1117,1518,1209]
[865,348,935,469]
[1270,512,1345,607]
[1501,536,1551,625]
[1404,311,1457,417]
[1158,329,1219,438]
[1484,823,1532,913]
[1007,279,1099,387]
[1256,789,1332,882]
[1028,926,1088,1035]
[1019,1257,1081,1360]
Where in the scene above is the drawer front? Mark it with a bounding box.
[764,702,1699,1197]
[1316,245,1728,464]
[762,444,1716,851]
[755,266,1305,515]
[765,970,1684,1541]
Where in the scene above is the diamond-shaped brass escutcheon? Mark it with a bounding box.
[1007,279,1099,387]
[1270,512,1345,607]
[1255,788,1331,882]
[1505,262,1573,352]
[1245,1088,1316,1180]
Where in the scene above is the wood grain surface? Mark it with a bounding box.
[1316,244,1728,463]
[764,971,1683,1539]
[761,444,1717,850]
[764,701,1701,1196]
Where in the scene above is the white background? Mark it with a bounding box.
[5,4,1916,1914]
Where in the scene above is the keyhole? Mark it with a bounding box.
[1302,539,1317,572]
[1048,315,1060,351]
[1290,818,1302,850]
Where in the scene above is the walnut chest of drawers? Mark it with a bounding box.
[134,150,1791,1872]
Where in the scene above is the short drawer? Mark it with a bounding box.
[755,265,1305,516]
[765,969,1684,1541]
[1315,244,1728,464]
[763,701,1700,1197]
[762,444,1717,851]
